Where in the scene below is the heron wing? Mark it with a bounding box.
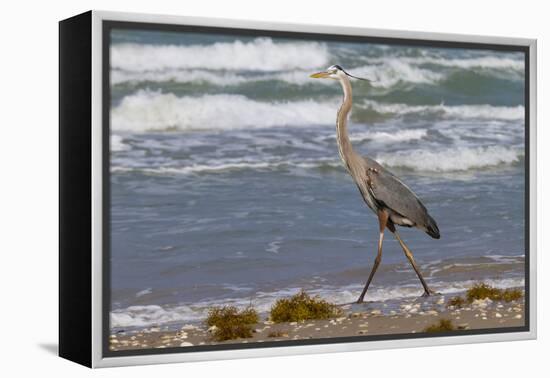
[362,156,430,227]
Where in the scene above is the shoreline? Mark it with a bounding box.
[109,291,524,351]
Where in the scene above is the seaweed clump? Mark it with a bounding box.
[446,284,523,308]
[270,290,342,323]
[466,283,523,303]
[499,288,524,302]
[447,296,466,308]
[267,330,288,338]
[205,306,259,341]
[424,319,455,333]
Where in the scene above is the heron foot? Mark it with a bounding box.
[421,289,440,297]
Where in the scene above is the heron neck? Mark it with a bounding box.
[336,77,358,169]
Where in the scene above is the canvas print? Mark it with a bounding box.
[107,27,526,352]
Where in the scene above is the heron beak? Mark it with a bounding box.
[310,71,330,79]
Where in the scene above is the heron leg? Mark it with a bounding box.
[357,210,389,303]
[393,230,435,296]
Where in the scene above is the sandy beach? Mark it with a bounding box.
[109,292,524,351]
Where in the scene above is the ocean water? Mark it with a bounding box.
[109,29,526,330]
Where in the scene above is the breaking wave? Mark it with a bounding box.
[111,91,338,131]
[111,38,329,72]
[110,40,524,89]
[362,100,524,121]
[111,91,524,132]
[350,129,428,143]
[111,144,522,176]
[375,145,522,172]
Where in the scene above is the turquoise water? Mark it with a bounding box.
[109,29,525,329]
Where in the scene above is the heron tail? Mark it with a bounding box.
[425,215,440,239]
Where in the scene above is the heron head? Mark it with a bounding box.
[310,65,370,82]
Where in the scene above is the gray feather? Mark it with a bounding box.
[362,156,439,237]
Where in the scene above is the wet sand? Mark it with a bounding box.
[109,293,524,351]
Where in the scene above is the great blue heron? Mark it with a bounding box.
[310,65,440,303]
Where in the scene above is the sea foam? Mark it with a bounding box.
[112,90,524,132]
[111,65,440,89]
[350,129,428,143]
[110,54,523,89]
[351,61,444,88]
[375,145,522,172]
[110,68,340,87]
[363,100,525,121]
[111,38,329,72]
[362,55,524,71]
[111,91,338,131]
[110,276,525,328]
[111,134,130,151]
[111,143,521,176]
